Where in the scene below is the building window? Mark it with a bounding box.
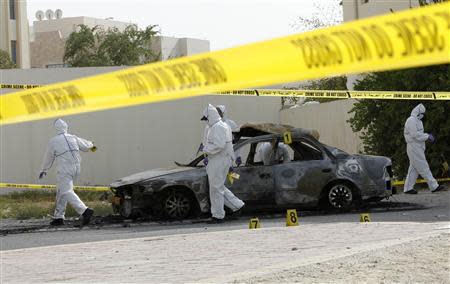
[361,0,369,3]
[9,0,16,20]
[10,40,17,64]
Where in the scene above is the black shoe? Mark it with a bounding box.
[227,206,244,220]
[50,218,64,226]
[81,208,94,225]
[207,217,224,224]
[431,185,444,193]
[404,190,418,194]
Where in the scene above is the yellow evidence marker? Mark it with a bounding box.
[286,209,299,226]
[249,218,261,229]
[283,131,292,145]
[227,172,240,184]
[360,213,371,222]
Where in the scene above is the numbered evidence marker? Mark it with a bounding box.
[283,131,292,145]
[249,218,261,229]
[360,213,371,222]
[286,209,299,226]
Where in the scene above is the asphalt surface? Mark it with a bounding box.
[1,190,448,251]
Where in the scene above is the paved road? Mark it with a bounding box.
[1,190,448,251]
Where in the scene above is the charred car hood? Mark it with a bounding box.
[111,167,194,187]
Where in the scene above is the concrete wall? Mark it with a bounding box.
[0,66,127,88]
[279,99,362,154]
[0,67,280,185]
[1,68,365,186]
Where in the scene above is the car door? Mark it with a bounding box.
[228,141,275,206]
[273,138,335,206]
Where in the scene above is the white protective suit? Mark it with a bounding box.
[40,119,94,218]
[403,104,439,192]
[216,105,240,132]
[203,104,244,219]
[258,142,291,165]
[216,105,242,166]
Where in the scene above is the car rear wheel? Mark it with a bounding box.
[327,183,354,210]
[162,190,193,219]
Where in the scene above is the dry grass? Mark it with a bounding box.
[0,190,113,219]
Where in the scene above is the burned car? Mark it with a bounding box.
[110,123,393,219]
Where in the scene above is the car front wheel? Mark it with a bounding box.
[327,183,354,210]
[162,190,193,219]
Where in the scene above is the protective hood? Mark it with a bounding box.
[54,118,68,134]
[411,104,426,120]
[216,105,226,118]
[202,104,221,126]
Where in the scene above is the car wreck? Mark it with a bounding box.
[110,123,393,219]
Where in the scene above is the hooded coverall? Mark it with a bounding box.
[202,104,244,219]
[216,104,240,132]
[404,104,439,192]
[216,104,242,166]
[258,142,291,165]
[40,119,94,218]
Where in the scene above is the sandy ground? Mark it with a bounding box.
[2,221,449,283]
[240,233,450,284]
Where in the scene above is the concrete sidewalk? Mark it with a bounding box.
[2,221,449,283]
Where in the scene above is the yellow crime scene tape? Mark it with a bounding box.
[0,182,110,191]
[2,178,448,191]
[4,84,450,100]
[0,84,42,89]
[392,177,450,187]
[0,3,449,125]
[217,89,450,100]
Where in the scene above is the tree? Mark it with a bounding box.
[64,24,159,67]
[348,64,450,179]
[290,0,342,32]
[418,0,447,6]
[0,50,16,69]
[282,76,348,107]
[304,76,347,91]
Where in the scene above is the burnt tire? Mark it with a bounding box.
[162,189,194,219]
[326,183,354,211]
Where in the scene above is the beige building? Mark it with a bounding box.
[30,16,211,68]
[30,16,131,68]
[151,36,210,60]
[343,0,420,21]
[0,0,31,68]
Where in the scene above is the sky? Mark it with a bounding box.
[26,0,338,51]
